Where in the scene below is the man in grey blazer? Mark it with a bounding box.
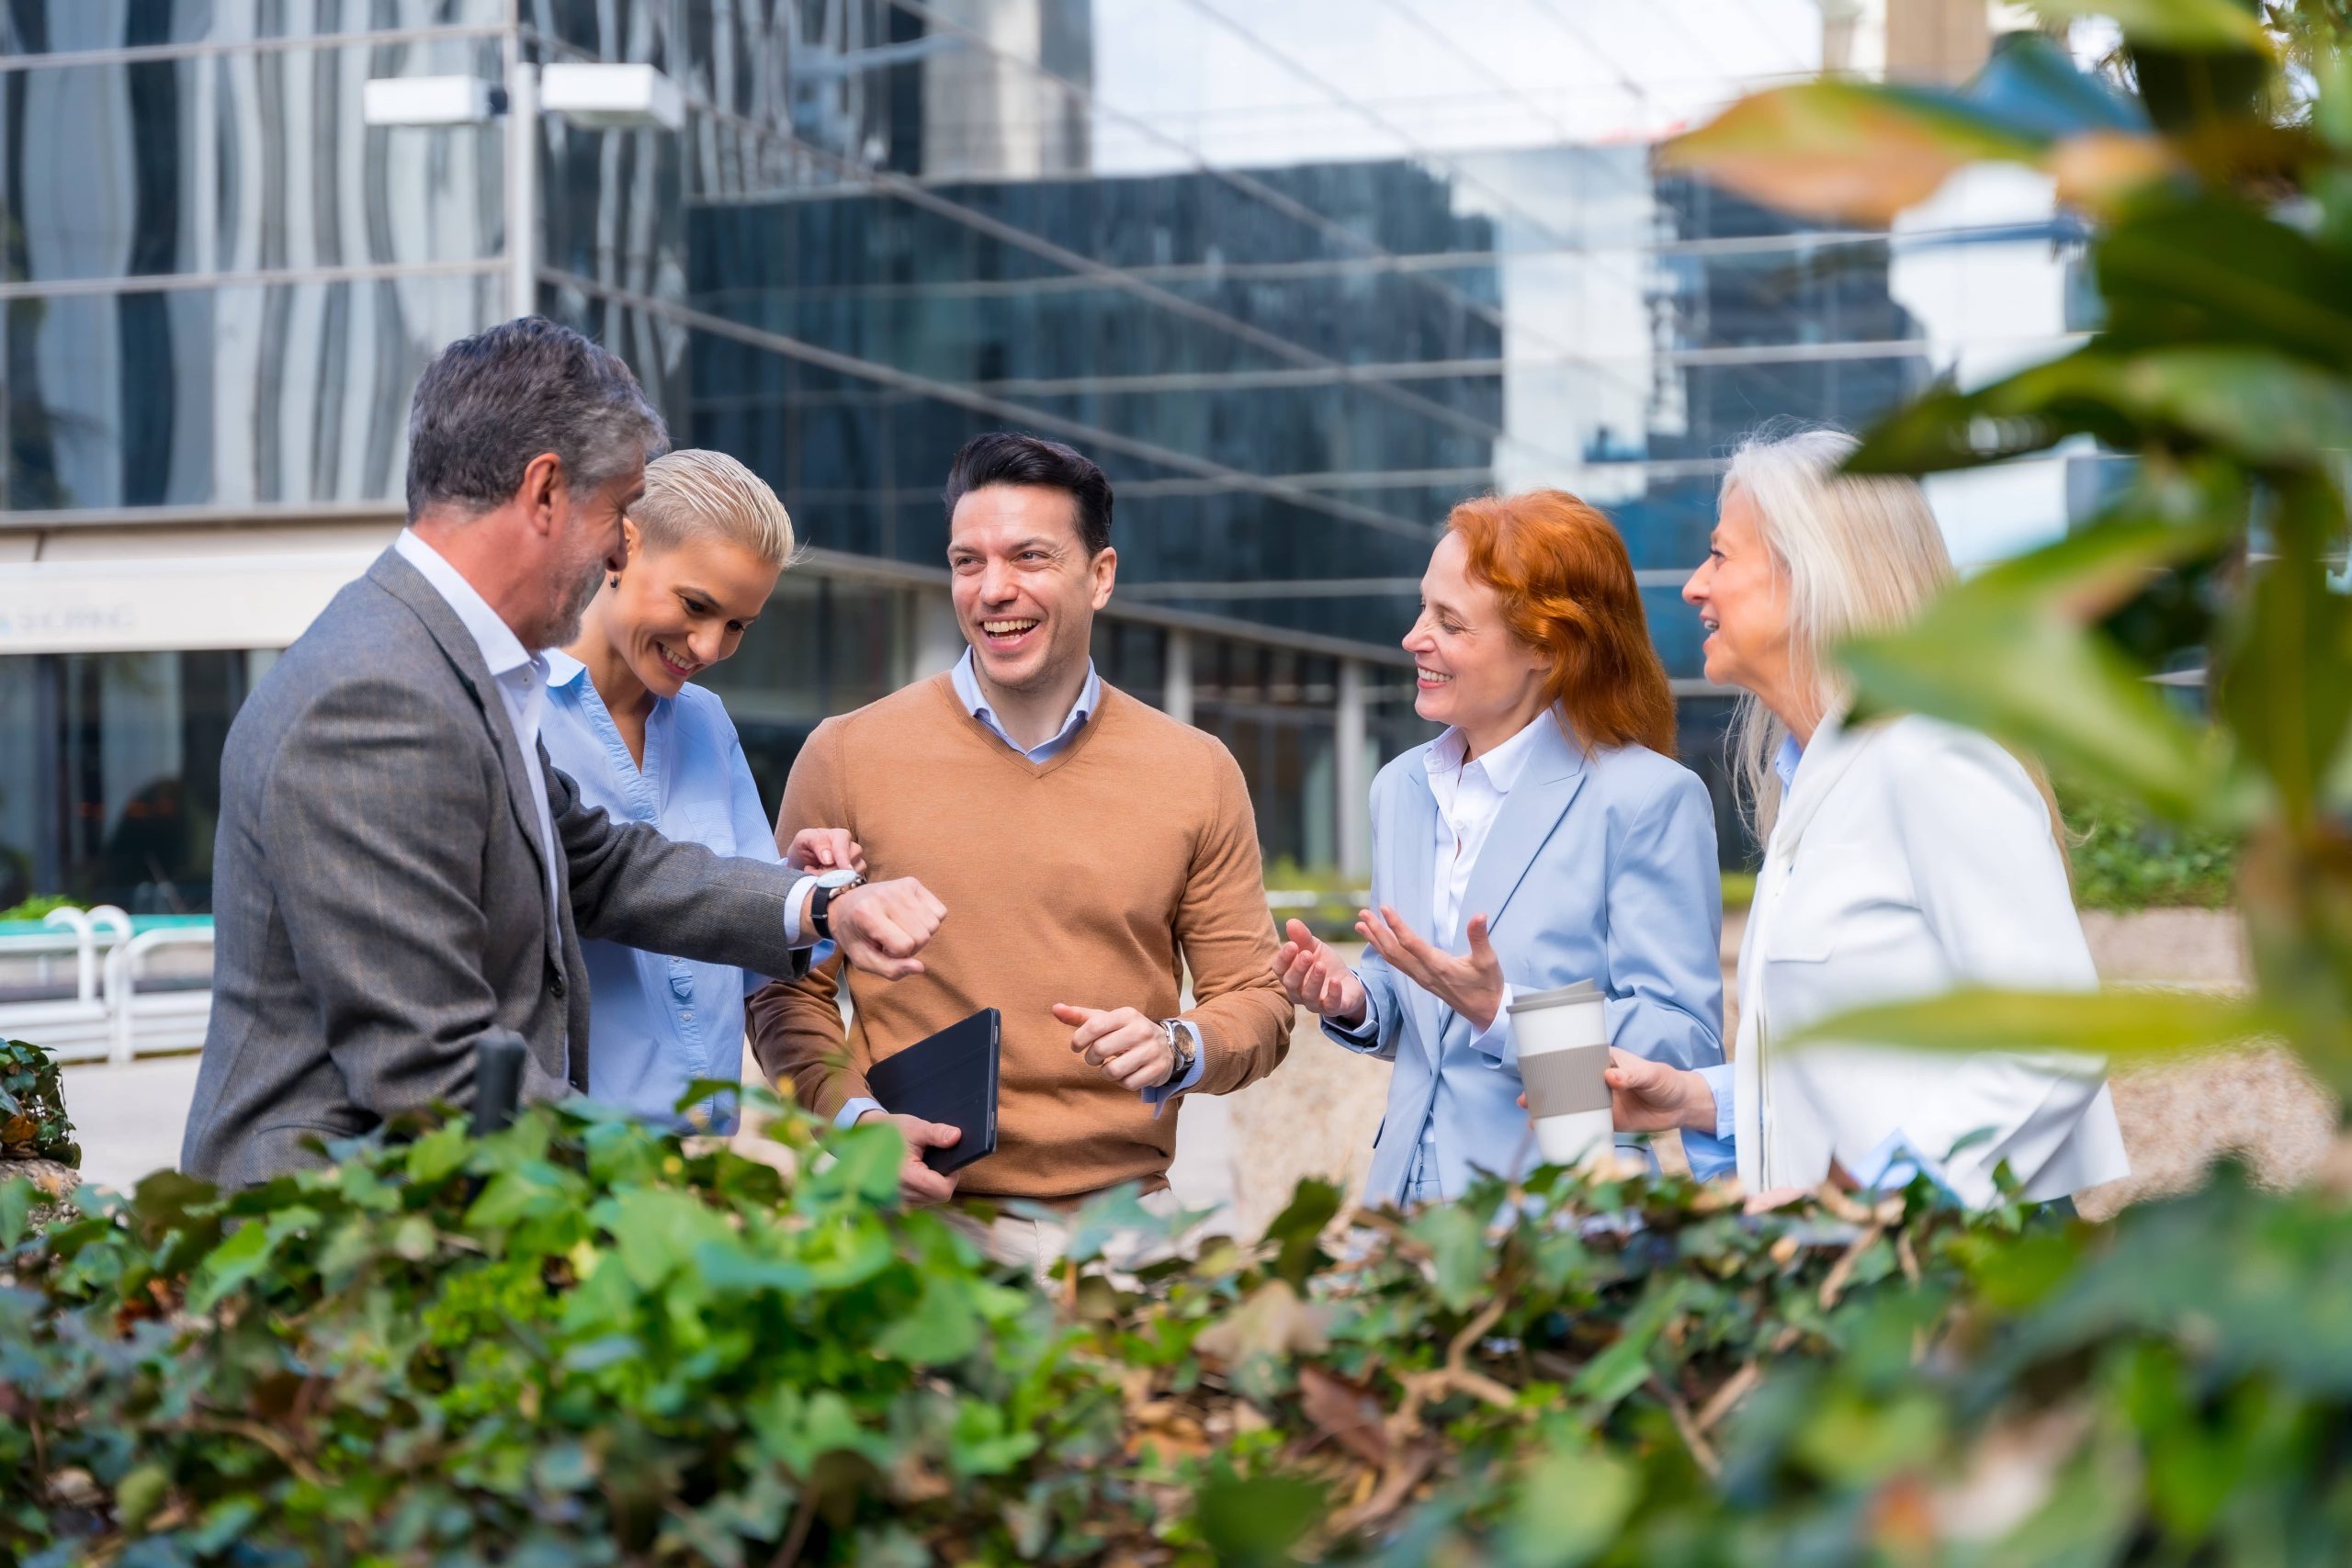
[182,318,945,1185]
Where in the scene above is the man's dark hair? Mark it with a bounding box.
[404,317,668,523]
[942,432,1114,555]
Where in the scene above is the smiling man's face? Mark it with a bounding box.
[947,483,1116,697]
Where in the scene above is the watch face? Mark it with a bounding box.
[817,867,863,890]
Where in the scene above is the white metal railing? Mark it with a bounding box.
[0,907,212,1064]
[1266,889,1372,911]
[10,891,1356,1065]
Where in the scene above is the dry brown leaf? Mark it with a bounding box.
[1297,1364,1393,1468]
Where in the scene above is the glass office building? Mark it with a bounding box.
[0,1,2090,913]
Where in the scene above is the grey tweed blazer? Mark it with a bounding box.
[182,547,809,1185]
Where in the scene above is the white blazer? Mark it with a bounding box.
[1724,711,2130,1206]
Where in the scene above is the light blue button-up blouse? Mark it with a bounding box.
[541,650,781,1131]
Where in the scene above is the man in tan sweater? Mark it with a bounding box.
[746,433,1293,1209]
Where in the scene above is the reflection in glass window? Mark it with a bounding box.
[0,44,505,285]
[4,276,501,512]
[1090,618,1165,703]
[1190,634,1344,871]
[0,649,260,913]
[694,576,912,813]
[0,3,506,55]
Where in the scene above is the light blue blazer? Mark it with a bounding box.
[1329,715,1725,1206]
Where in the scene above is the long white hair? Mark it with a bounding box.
[1723,427,1958,845]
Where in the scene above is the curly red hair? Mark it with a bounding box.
[1446,489,1677,757]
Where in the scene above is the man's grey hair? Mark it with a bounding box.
[404,316,668,523]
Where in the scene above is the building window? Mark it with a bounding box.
[0,649,263,913]
[1090,618,1166,704]
[695,574,913,814]
[1191,637,1343,873]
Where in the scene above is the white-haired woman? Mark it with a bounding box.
[547,449,861,1128]
[1609,427,2129,1208]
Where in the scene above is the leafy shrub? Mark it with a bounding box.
[6,1068,2347,1564]
[0,894,74,924]
[2066,799,2239,910]
[0,1084,2009,1566]
[0,1037,77,1168]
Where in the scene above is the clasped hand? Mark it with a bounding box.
[782,827,945,981]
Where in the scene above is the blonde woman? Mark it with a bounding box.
[545,449,884,1127]
[1609,428,2129,1208]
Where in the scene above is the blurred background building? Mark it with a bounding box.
[1,0,2098,917]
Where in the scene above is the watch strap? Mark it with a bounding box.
[811,875,861,942]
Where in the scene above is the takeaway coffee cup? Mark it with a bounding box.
[1510,980,1613,1167]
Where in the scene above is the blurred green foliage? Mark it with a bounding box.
[0,895,74,925]
[2066,796,2240,908]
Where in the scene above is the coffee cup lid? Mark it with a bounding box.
[1507,979,1601,1013]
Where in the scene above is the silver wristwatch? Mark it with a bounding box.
[1159,1019,1195,1084]
[808,867,865,942]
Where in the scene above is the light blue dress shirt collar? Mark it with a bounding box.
[949,648,1102,763]
[537,647,788,1134]
[1772,732,1804,794]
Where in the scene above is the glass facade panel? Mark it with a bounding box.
[1191,636,1340,871]
[694,575,911,811]
[0,2,2090,879]
[0,4,507,55]
[0,649,262,912]
[0,41,506,284]
[5,275,503,512]
[1089,617,1163,702]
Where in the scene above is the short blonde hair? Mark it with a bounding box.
[630,448,796,566]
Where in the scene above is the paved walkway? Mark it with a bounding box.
[60,1055,203,1191]
[53,1046,1250,1219]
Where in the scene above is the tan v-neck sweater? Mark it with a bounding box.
[745,673,1293,1201]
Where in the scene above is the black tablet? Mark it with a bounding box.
[863,1008,1001,1176]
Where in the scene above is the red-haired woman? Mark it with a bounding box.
[1274,491,1725,1207]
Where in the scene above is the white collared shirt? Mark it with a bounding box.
[1424,713,1552,948]
[393,528,560,926]
[1386,714,1553,1179]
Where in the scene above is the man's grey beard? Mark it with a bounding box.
[537,558,607,650]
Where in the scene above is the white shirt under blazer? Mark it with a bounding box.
[1328,711,1725,1206]
[1692,709,2131,1207]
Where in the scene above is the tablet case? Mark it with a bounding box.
[863,1007,1001,1175]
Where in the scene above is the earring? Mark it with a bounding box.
[608,573,619,587]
